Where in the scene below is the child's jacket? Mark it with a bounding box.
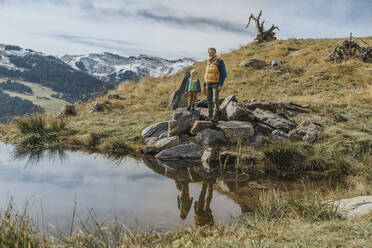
[185,77,201,92]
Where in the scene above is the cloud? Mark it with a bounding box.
[137,10,247,35]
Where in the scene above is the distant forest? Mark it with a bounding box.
[0,80,33,95]
[0,54,114,102]
[0,89,42,123]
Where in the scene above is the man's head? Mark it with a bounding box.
[208,48,216,59]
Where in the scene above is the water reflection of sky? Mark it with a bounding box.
[0,143,241,230]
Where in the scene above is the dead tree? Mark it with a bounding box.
[246,10,279,43]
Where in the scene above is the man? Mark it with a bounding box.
[203,47,227,122]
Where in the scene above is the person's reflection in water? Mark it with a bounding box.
[194,180,215,227]
[176,180,194,220]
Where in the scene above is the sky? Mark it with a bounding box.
[0,0,371,59]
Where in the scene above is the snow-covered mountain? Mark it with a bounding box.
[60,52,196,84]
[0,44,44,72]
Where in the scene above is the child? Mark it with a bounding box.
[185,69,201,111]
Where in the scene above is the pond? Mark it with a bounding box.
[0,142,246,230]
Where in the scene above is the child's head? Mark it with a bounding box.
[190,69,197,78]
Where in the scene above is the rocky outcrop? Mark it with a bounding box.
[141,121,169,139]
[199,128,225,146]
[270,130,289,140]
[266,59,283,69]
[328,196,372,219]
[244,100,310,113]
[239,59,267,69]
[89,102,104,113]
[156,143,203,160]
[190,121,214,135]
[216,121,254,139]
[58,105,76,118]
[108,94,125,100]
[168,69,191,109]
[219,94,238,120]
[253,108,296,133]
[171,108,200,134]
[225,101,255,121]
[289,121,323,143]
[143,136,180,154]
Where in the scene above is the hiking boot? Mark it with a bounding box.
[191,106,195,111]
[187,106,191,111]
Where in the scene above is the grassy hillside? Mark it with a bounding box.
[0,79,70,114]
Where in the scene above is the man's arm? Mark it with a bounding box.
[218,60,227,86]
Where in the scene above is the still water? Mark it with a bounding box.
[0,142,242,230]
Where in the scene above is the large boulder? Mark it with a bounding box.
[289,121,323,143]
[190,121,214,135]
[58,105,76,117]
[143,136,180,154]
[328,196,372,219]
[141,121,169,139]
[244,100,310,113]
[89,102,104,113]
[225,101,255,121]
[266,60,283,70]
[171,108,200,134]
[155,144,203,160]
[168,69,191,110]
[269,130,289,140]
[216,121,254,139]
[196,99,224,108]
[253,108,296,133]
[199,128,225,146]
[219,94,238,120]
[239,59,267,69]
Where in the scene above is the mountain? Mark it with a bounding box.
[0,44,113,103]
[60,53,195,84]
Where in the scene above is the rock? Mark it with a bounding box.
[195,132,203,143]
[141,121,169,139]
[328,196,372,219]
[289,121,323,143]
[168,120,180,137]
[225,101,255,121]
[253,108,296,133]
[89,102,104,113]
[168,69,191,109]
[196,99,224,108]
[190,121,214,135]
[216,121,255,139]
[244,100,310,113]
[172,108,200,134]
[58,105,76,117]
[219,94,238,120]
[143,136,180,154]
[254,122,275,135]
[108,94,125,100]
[158,132,168,139]
[201,147,220,164]
[198,108,210,120]
[269,130,289,140]
[239,59,267,69]
[155,144,203,160]
[249,135,265,149]
[200,128,225,146]
[266,59,283,69]
[144,137,158,146]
